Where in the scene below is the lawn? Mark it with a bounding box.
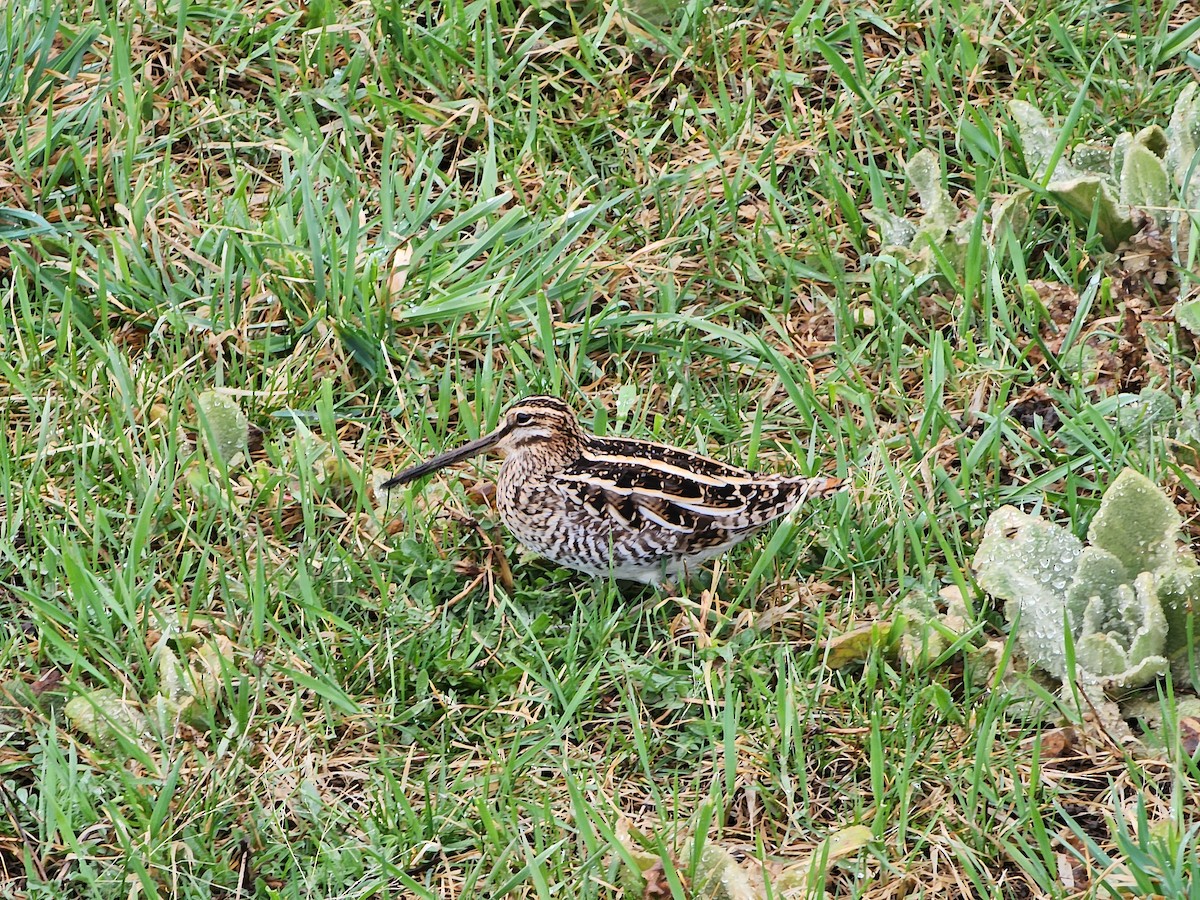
[3,0,1200,896]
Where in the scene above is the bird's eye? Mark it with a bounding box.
[514,411,533,426]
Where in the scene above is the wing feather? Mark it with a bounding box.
[558,471,750,518]
[551,436,842,535]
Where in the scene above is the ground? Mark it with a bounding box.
[2,0,1200,897]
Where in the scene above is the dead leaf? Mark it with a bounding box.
[465,480,496,504]
[1180,716,1200,757]
[852,305,876,328]
[386,242,413,303]
[1056,851,1077,890]
[824,621,893,669]
[30,669,63,696]
[1040,726,1078,760]
[737,202,763,221]
[615,813,871,899]
[641,860,672,899]
[770,825,874,891]
[65,689,151,749]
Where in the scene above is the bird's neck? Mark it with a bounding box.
[502,433,584,476]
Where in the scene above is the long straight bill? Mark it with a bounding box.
[382,422,511,487]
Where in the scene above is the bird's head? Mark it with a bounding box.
[383,396,582,486]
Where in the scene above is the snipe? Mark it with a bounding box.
[383,396,844,585]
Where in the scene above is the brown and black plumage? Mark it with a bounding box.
[383,396,844,585]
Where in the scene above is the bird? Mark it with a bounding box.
[382,396,845,586]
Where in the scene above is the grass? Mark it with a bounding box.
[2,0,1200,896]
